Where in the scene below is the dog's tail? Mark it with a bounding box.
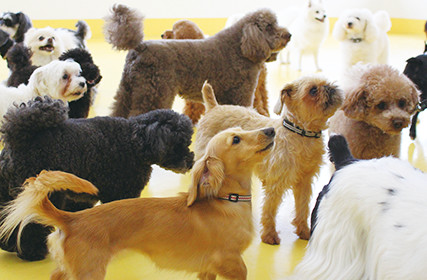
[374,10,391,33]
[0,170,98,252]
[328,134,357,170]
[0,97,68,146]
[201,81,218,112]
[103,4,144,50]
[75,20,92,41]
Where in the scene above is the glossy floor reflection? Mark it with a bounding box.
[0,30,426,279]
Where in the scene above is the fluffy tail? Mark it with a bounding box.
[328,134,356,170]
[103,4,144,50]
[0,170,98,251]
[0,96,68,147]
[374,10,391,33]
[75,20,92,41]
[201,81,218,112]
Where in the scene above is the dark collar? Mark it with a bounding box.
[218,193,251,203]
[350,37,363,43]
[283,118,322,138]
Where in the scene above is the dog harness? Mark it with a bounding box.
[218,194,251,202]
[282,119,322,138]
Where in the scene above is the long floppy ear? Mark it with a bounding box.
[241,23,271,63]
[342,87,368,119]
[28,68,49,96]
[273,83,294,115]
[15,13,32,42]
[363,13,379,43]
[187,155,225,206]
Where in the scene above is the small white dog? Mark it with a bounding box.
[289,134,427,280]
[333,9,391,69]
[278,0,329,71]
[24,21,91,66]
[0,60,86,120]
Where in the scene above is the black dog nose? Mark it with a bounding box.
[347,22,353,28]
[79,82,86,88]
[393,120,403,129]
[263,127,275,138]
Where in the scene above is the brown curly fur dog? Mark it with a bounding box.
[104,4,290,118]
[161,19,271,124]
[0,127,275,280]
[329,64,420,159]
[195,79,343,243]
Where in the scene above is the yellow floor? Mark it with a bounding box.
[0,29,426,279]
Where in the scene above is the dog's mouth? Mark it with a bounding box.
[315,17,325,23]
[257,141,274,153]
[39,44,54,52]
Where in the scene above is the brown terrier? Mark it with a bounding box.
[195,79,343,243]
[0,127,275,280]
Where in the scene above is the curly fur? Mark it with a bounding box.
[161,19,270,124]
[195,79,343,243]
[329,64,420,159]
[104,4,290,118]
[5,44,101,119]
[290,135,427,280]
[0,96,194,261]
[333,9,391,69]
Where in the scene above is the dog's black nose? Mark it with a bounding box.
[79,82,86,88]
[393,120,403,130]
[263,127,275,138]
[347,22,353,28]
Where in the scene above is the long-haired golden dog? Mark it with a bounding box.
[0,127,275,280]
[195,79,343,244]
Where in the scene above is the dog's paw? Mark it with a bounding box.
[261,231,281,245]
[296,226,311,240]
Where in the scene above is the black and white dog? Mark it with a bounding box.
[290,134,427,279]
[0,12,32,43]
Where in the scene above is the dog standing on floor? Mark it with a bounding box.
[161,19,271,124]
[278,0,329,71]
[289,134,427,280]
[329,63,420,159]
[195,79,343,243]
[104,4,290,118]
[0,126,275,280]
[333,9,391,69]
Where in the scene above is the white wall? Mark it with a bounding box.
[2,0,426,20]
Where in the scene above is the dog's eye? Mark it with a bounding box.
[62,74,69,80]
[316,11,320,14]
[38,36,45,41]
[398,99,406,108]
[232,136,240,145]
[309,86,318,96]
[376,101,387,110]
[355,17,360,21]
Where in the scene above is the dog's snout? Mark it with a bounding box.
[47,37,54,43]
[262,127,275,138]
[392,119,404,130]
[79,82,86,88]
[347,22,353,28]
[283,31,292,41]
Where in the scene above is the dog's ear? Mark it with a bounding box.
[187,155,224,206]
[15,13,32,42]
[273,83,294,115]
[241,23,271,63]
[28,68,49,96]
[342,87,368,119]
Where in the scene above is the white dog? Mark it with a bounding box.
[289,134,427,280]
[333,9,391,69]
[24,21,91,66]
[278,0,329,71]
[0,60,86,120]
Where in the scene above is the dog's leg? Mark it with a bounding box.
[313,50,321,72]
[260,186,284,245]
[183,100,205,124]
[209,253,247,280]
[198,272,216,280]
[291,178,312,240]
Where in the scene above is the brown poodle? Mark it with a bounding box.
[329,64,420,159]
[104,4,290,118]
[161,19,271,124]
[195,79,343,243]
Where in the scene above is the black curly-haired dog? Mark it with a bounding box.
[404,54,427,139]
[0,96,194,261]
[5,44,102,118]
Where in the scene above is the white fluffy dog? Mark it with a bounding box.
[24,21,91,66]
[333,9,391,69]
[0,60,86,120]
[289,134,427,280]
[278,0,329,71]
